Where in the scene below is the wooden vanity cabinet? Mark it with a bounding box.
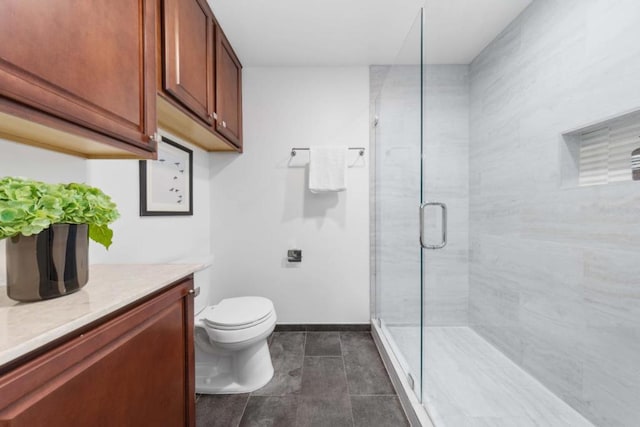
[214,23,243,150]
[0,0,158,158]
[0,277,195,427]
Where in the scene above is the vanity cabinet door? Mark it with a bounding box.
[215,24,243,150]
[162,0,215,125]
[0,0,157,156]
[0,278,195,427]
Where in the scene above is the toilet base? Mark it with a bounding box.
[195,338,274,394]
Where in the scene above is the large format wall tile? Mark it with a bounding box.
[469,0,640,425]
[372,64,470,328]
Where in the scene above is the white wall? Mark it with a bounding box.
[209,67,370,324]
[0,134,212,310]
[0,69,370,323]
[87,130,213,312]
[0,138,87,183]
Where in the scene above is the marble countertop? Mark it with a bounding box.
[0,263,202,369]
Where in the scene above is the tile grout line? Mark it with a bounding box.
[339,332,353,396]
[302,355,344,358]
[293,331,308,426]
[340,332,357,427]
[348,394,399,397]
[235,394,251,427]
[210,331,403,427]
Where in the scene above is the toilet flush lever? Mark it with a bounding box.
[188,287,200,297]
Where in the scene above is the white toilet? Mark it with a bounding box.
[194,296,277,394]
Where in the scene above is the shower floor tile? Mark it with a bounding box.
[387,326,594,427]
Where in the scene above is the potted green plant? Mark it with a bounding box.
[0,177,119,302]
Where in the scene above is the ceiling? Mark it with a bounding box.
[424,0,532,64]
[208,0,532,66]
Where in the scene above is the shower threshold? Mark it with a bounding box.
[379,325,595,427]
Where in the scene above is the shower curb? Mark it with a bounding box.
[371,321,434,427]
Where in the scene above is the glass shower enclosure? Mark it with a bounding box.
[371,6,498,424]
[373,1,640,426]
[371,5,426,412]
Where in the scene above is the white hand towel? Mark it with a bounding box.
[309,146,348,193]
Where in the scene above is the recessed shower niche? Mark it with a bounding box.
[562,109,640,187]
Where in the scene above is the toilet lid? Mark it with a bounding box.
[203,297,274,330]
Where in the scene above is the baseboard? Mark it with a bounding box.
[274,323,371,332]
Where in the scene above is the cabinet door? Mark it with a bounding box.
[0,278,195,427]
[163,0,215,125]
[0,0,157,152]
[215,24,243,149]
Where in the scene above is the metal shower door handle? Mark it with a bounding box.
[420,202,447,249]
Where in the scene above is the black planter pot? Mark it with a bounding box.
[6,224,89,302]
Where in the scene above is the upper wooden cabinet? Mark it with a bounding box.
[162,0,215,126]
[0,0,158,159]
[215,24,243,149]
[158,0,243,152]
[0,0,242,158]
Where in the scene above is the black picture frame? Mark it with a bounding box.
[139,136,193,216]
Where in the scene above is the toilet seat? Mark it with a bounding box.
[195,297,277,345]
[203,297,274,330]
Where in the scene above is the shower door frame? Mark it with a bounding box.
[370,7,435,427]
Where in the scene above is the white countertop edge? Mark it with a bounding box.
[0,263,202,368]
[189,262,211,272]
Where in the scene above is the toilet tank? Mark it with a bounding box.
[168,254,213,314]
[193,269,210,314]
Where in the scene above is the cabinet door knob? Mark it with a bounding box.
[213,112,218,120]
[222,121,227,128]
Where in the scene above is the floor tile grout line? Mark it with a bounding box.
[302,355,344,358]
[338,332,356,427]
[339,332,352,396]
[235,394,251,427]
[344,359,356,427]
[293,331,308,426]
[195,331,406,427]
[349,394,399,397]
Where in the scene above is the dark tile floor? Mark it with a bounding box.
[196,331,409,427]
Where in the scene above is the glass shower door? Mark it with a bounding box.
[373,8,425,403]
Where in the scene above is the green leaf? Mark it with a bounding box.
[89,224,114,250]
[0,177,119,246]
[0,207,17,222]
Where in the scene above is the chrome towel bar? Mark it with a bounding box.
[290,147,366,156]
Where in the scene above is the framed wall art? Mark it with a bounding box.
[139,136,193,216]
